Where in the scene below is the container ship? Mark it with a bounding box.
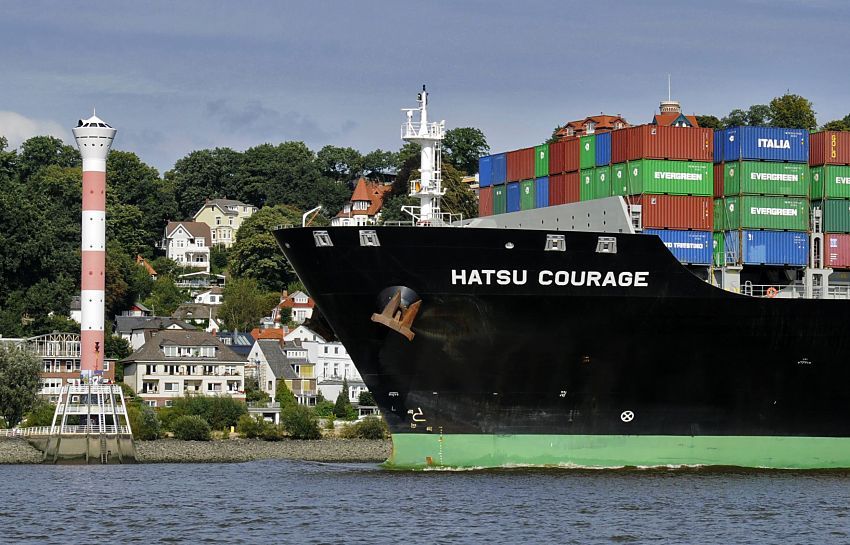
[275,88,850,469]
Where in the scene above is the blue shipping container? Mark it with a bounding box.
[534,177,549,209]
[595,132,612,166]
[478,155,492,188]
[724,230,809,266]
[506,182,520,212]
[720,127,809,163]
[644,229,712,265]
[492,153,507,185]
[713,129,724,163]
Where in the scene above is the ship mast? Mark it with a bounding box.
[401,85,447,226]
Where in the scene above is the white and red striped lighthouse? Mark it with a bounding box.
[72,112,116,377]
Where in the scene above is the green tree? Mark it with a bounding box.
[441,163,478,220]
[230,205,303,291]
[333,378,357,420]
[127,404,162,440]
[275,379,297,409]
[210,245,229,275]
[358,391,376,406]
[316,145,363,181]
[280,404,321,439]
[443,127,489,175]
[105,334,132,360]
[21,401,56,427]
[143,276,188,316]
[377,193,417,224]
[168,395,247,431]
[218,277,278,331]
[722,105,770,128]
[165,147,245,220]
[821,119,850,131]
[17,136,80,180]
[313,399,335,418]
[695,115,722,130]
[244,375,270,404]
[171,414,212,441]
[546,125,565,145]
[362,149,396,183]
[0,345,42,427]
[769,94,817,130]
[393,142,422,191]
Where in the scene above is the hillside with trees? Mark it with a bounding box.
[0,130,484,338]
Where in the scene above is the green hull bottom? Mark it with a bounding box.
[386,434,850,470]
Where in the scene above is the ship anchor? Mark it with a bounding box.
[371,290,421,341]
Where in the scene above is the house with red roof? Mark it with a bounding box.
[272,290,315,325]
[651,99,700,128]
[331,177,392,226]
[555,114,631,139]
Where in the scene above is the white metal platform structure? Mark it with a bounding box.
[39,382,135,463]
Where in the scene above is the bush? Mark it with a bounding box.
[128,404,162,440]
[275,380,297,409]
[333,380,357,420]
[313,399,335,418]
[171,415,211,441]
[339,416,388,440]
[168,395,247,431]
[260,425,286,441]
[21,402,56,427]
[236,414,267,439]
[280,405,321,440]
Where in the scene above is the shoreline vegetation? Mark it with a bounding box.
[0,437,391,464]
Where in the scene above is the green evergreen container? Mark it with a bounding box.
[580,168,595,201]
[611,163,628,196]
[627,159,712,196]
[580,135,596,169]
[520,179,535,210]
[712,232,725,267]
[811,166,850,200]
[723,161,808,197]
[493,184,507,214]
[714,198,725,231]
[595,166,611,198]
[814,199,850,233]
[534,144,549,178]
[722,196,809,230]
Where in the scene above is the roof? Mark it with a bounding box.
[195,198,256,218]
[278,291,315,310]
[132,301,151,312]
[121,329,244,364]
[251,327,285,341]
[136,255,157,276]
[652,112,699,127]
[255,339,298,380]
[165,221,212,241]
[336,178,392,219]
[114,316,196,335]
[172,303,219,321]
[555,114,631,139]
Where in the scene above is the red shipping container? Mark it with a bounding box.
[825,234,850,268]
[478,186,493,217]
[713,163,724,197]
[628,194,713,230]
[549,172,580,205]
[612,125,713,163]
[506,147,534,182]
[548,138,579,174]
[810,131,850,166]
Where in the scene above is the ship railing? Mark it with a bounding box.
[400,121,445,140]
[742,282,804,299]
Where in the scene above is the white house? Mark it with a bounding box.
[331,177,392,227]
[162,221,211,273]
[247,339,316,405]
[283,325,365,401]
[271,290,315,325]
[195,287,223,305]
[114,316,196,351]
[122,329,246,407]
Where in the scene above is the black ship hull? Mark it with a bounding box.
[275,226,850,468]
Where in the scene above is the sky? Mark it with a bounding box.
[1,0,849,173]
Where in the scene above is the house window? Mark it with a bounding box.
[203,365,216,375]
[196,238,205,247]
[187,365,197,375]
[145,365,157,375]
[144,400,156,407]
[216,217,221,225]
[224,366,236,376]
[164,382,178,392]
[267,381,273,390]
[207,383,222,392]
[164,346,177,357]
[165,400,174,407]
[165,365,178,375]
[103,361,110,371]
[66,361,73,372]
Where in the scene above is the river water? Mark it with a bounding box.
[2,462,849,544]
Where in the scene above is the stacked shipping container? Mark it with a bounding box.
[713,127,810,267]
[810,132,850,266]
[475,121,850,271]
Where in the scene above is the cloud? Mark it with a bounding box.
[0,111,70,149]
[205,99,344,143]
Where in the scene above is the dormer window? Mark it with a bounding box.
[586,121,596,134]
